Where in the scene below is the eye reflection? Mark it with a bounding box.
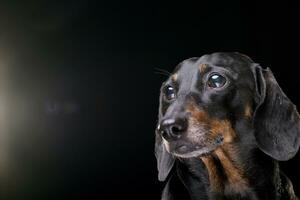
[164,85,176,100]
[207,74,226,88]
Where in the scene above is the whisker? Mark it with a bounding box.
[154,67,171,76]
[154,71,170,77]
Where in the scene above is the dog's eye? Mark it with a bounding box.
[207,74,226,88]
[164,85,176,100]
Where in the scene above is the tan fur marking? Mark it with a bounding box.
[187,102,249,194]
[187,103,235,143]
[187,103,210,123]
[244,104,252,118]
[201,155,223,192]
[199,64,207,73]
[171,73,178,82]
[214,147,249,193]
[210,120,236,143]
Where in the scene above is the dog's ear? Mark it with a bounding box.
[155,90,175,182]
[252,65,300,161]
[155,129,175,182]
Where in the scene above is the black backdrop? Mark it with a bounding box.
[0,1,299,200]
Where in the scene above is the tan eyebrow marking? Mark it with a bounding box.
[199,64,207,74]
[171,73,178,82]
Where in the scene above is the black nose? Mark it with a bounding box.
[158,117,187,140]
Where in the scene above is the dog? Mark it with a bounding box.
[155,52,300,200]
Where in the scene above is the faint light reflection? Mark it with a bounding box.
[0,54,9,182]
[45,101,80,115]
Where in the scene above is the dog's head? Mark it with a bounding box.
[155,52,300,181]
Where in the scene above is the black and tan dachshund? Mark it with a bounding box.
[155,52,300,200]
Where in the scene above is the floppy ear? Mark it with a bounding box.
[155,129,175,182]
[155,90,175,182]
[252,65,300,161]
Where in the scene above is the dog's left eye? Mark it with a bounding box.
[207,74,226,88]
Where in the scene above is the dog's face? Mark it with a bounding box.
[157,53,255,158]
[155,52,300,181]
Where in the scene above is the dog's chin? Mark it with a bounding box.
[168,144,218,158]
[163,135,224,158]
[173,147,214,158]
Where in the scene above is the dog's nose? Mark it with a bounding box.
[159,117,187,140]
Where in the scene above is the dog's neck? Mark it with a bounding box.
[200,143,249,195]
[178,141,285,200]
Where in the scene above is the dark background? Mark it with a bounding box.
[0,1,299,199]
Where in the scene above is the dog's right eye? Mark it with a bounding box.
[163,85,176,101]
[207,73,227,88]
